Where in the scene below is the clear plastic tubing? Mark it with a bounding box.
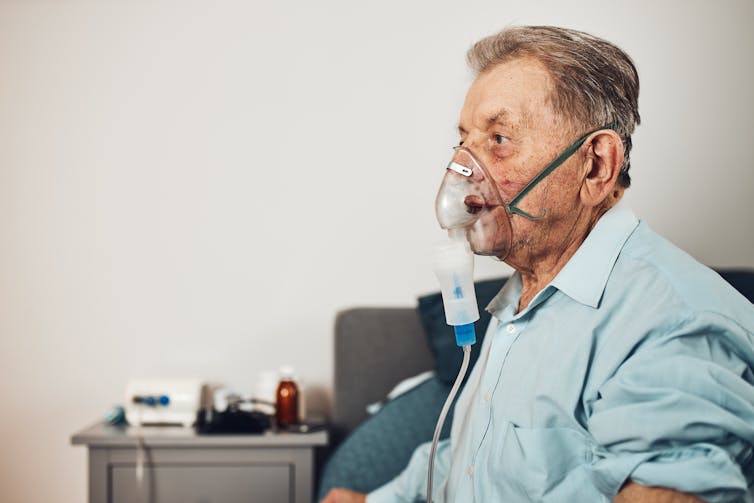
[427,344,472,502]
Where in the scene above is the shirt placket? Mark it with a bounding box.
[466,314,530,491]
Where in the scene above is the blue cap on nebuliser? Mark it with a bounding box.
[433,236,480,346]
[453,323,476,346]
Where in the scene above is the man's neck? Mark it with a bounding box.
[510,204,609,312]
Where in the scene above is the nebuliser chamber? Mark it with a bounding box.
[433,240,479,346]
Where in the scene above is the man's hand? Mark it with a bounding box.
[614,481,704,502]
[320,488,367,503]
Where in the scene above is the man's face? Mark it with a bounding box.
[457,57,585,265]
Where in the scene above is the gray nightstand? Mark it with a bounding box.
[71,422,328,503]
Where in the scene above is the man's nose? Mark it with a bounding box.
[462,128,491,146]
[457,132,488,161]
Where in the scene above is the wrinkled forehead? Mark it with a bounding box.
[459,57,558,133]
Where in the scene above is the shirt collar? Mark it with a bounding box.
[550,199,638,308]
[486,272,522,319]
[486,200,639,314]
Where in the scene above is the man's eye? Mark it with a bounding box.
[493,134,507,144]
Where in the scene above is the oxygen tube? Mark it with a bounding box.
[427,230,479,502]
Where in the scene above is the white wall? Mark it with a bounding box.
[0,0,751,501]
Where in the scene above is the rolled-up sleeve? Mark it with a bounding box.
[587,314,754,502]
[368,438,451,503]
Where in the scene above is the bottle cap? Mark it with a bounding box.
[279,365,296,379]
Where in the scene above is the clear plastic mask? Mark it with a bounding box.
[435,147,513,258]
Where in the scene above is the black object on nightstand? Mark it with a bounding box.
[195,408,271,434]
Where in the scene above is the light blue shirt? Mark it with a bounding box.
[368,202,754,502]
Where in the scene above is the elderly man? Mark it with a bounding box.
[323,26,754,502]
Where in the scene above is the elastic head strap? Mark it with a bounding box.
[507,124,616,220]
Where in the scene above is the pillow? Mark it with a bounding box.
[717,268,754,303]
[417,277,508,384]
[318,377,453,499]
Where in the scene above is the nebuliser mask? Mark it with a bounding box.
[431,145,521,353]
[435,146,514,258]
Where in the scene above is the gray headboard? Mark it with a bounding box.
[331,307,434,443]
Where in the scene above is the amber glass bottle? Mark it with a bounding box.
[275,366,299,428]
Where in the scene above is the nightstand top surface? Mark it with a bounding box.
[71,421,328,448]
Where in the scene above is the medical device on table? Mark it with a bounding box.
[125,378,206,427]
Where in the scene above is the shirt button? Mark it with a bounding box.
[467,465,474,477]
[483,391,490,401]
[506,323,516,334]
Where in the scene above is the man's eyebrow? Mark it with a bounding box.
[457,108,518,135]
[487,108,514,127]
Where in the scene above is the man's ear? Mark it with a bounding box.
[580,130,624,207]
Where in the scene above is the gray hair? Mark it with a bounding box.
[467,26,640,188]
